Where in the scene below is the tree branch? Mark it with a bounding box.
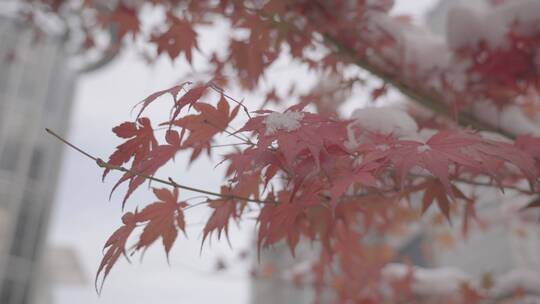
[45,128,273,205]
[320,34,517,139]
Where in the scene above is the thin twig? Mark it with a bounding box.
[183,200,211,211]
[210,142,252,148]
[409,172,536,195]
[203,119,254,145]
[45,128,272,205]
[453,177,535,195]
[210,82,252,119]
[45,128,98,161]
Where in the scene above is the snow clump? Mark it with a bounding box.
[265,112,304,135]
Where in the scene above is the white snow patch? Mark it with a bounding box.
[444,59,472,92]
[400,128,438,143]
[383,264,540,298]
[345,107,418,149]
[382,263,472,295]
[478,131,513,143]
[472,101,540,137]
[447,0,540,50]
[350,107,418,136]
[404,32,450,75]
[491,269,540,298]
[264,112,304,135]
[366,12,451,75]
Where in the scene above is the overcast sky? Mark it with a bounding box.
[47,1,437,303]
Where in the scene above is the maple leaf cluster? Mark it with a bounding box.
[94,81,540,302]
[27,0,540,302]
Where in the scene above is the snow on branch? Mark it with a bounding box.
[331,0,540,139]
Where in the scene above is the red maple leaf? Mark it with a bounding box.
[516,135,540,162]
[229,39,267,89]
[171,94,240,147]
[515,135,540,176]
[390,131,482,192]
[328,159,380,208]
[420,179,453,222]
[134,188,187,257]
[202,187,239,246]
[96,211,137,292]
[472,34,538,90]
[135,84,187,119]
[135,82,209,122]
[152,14,198,63]
[108,4,140,40]
[239,106,348,170]
[257,195,308,255]
[111,130,181,207]
[103,118,157,179]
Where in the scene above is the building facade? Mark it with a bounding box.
[0,15,76,304]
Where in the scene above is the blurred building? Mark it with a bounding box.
[0,14,77,304]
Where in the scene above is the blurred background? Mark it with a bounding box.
[1,1,513,304]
